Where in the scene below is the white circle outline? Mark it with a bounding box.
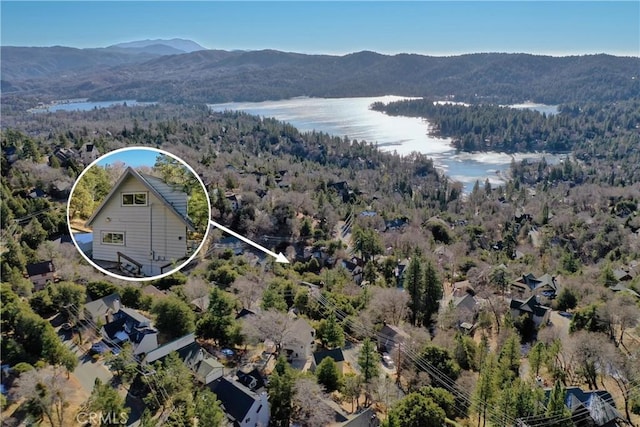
[66,146,212,282]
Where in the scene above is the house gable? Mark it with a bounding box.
[85,167,194,276]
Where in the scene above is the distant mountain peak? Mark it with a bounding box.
[108,38,206,53]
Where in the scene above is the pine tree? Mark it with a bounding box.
[316,357,341,392]
[358,338,380,384]
[422,260,442,327]
[546,381,573,426]
[85,378,130,426]
[405,257,423,326]
[528,341,546,377]
[474,353,497,427]
[318,313,345,349]
[268,356,296,427]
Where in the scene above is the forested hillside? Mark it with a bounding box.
[2,49,638,105]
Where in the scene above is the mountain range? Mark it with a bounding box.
[1,40,639,106]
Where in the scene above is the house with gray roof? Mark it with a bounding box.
[541,386,622,427]
[511,272,559,298]
[143,333,224,384]
[85,167,195,277]
[83,293,121,324]
[509,295,551,327]
[208,377,270,427]
[100,307,158,356]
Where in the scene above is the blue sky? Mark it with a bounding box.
[96,149,161,168]
[1,1,638,56]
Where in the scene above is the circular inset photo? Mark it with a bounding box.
[67,147,211,281]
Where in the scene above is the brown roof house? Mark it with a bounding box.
[85,167,195,277]
[26,260,56,291]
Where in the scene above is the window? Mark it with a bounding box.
[122,192,147,206]
[102,232,125,245]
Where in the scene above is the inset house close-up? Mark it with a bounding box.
[68,148,210,279]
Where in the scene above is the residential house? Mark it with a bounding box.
[3,146,18,164]
[142,333,224,384]
[509,295,551,328]
[451,293,479,329]
[283,318,316,362]
[79,143,100,165]
[340,408,380,427]
[27,188,46,199]
[85,167,195,277]
[83,293,121,325]
[394,259,410,288]
[377,324,409,353]
[225,192,242,211]
[50,179,72,199]
[101,307,158,356]
[609,283,640,299]
[341,258,364,285]
[52,147,76,166]
[384,217,409,232]
[236,368,266,392]
[511,273,559,298]
[26,261,56,291]
[141,284,168,299]
[311,348,345,374]
[208,377,270,427]
[543,386,622,427]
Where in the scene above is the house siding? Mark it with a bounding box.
[91,175,188,276]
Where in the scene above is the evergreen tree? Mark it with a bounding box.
[422,260,442,326]
[317,312,345,349]
[498,333,521,380]
[152,296,196,341]
[196,287,237,346]
[268,356,296,427]
[85,378,130,427]
[546,381,573,427]
[474,353,497,427]
[316,357,341,392]
[195,388,225,427]
[405,256,423,326]
[357,338,380,384]
[528,341,546,377]
[385,392,446,427]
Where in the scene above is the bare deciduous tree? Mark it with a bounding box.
[231,275,266,310]
[367,286,408,326]
[242,310,295,353]
[291,377,335,427]
[11,367,74,427]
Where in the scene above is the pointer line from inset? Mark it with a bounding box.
[209,219,290,263]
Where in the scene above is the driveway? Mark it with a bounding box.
[59,329,113,393]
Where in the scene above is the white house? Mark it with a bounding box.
[209,377,270,427]
[79,143,100,165]
[101,307,158,356]
[282,318,316,362]
[85,167,195,277]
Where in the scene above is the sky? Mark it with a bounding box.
[96,149,162,168]
[1,1,638,57]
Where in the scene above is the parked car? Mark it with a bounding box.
[90,341,112,355]
[382,352,395,369]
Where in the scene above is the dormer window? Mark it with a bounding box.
[122,192,147,206]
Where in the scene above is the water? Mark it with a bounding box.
[209,96,559,192]
[29,99,154,113]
